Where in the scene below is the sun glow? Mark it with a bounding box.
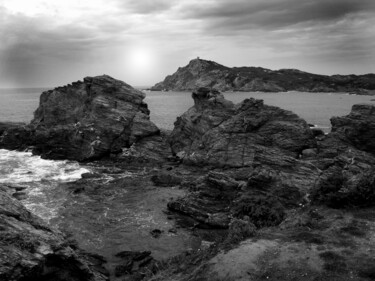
[122,45,159,85]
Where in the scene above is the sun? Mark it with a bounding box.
[122,45,159,85]
[127,46,155,73]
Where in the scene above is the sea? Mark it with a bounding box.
[1,87,374,266]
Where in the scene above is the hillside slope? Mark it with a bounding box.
[151,58,375,94]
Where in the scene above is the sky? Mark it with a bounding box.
[0,0,374,88]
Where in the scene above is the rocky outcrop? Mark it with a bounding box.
[330,104,375,154]
[0,75,160,161]
[0,186,108,281]
[167,87,322,227]
[151,58,375,94]
[167,89,375,229]
[170,87,315,166]
[0,122,33,150]
[168,171,240,228]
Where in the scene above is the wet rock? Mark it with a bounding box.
[151,171,182,187]
[0,122,33,150]
[311,127,325,137]
[150,229,163,238]
[81,172,102,179]
[12,191,27,200]
[114,250,156,278]
[0,187,108,281]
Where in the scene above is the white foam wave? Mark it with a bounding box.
[0,149,89,183]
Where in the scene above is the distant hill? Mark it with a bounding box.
[151,58,375,94]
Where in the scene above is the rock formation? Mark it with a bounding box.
[151,58,375,94]
[167,88,375,229]
[0,186,108,281]
[167,88,319,227]
[0,75,160,161]
[330,103,375,154]
[170,87,316,165]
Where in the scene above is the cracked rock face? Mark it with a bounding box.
[169,87,315,168]
[28,75,159,160]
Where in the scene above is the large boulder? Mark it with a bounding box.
[7,75,159,161]
[0,186,108,281]
[169,87,315,168]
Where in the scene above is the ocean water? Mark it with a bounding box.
[145,91,375,131]
[0,88,46,123]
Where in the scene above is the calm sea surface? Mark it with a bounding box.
[1,88,375,129]
[145,91,375,131]
[1,87,374,266]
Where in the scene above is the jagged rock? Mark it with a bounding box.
[115,130,173,163]
[151,58,375,93]
[114,250,155,278]
[0,122,33,150]
[167,89,322,225]
[0,75,160,161]
[330,104,375,154]
[168,171,240,228]
[0,187,108,281]
[169,88,316,167]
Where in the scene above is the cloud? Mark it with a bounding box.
[181,0,375,30]
[118,0,176,14]
[0,0,374,87]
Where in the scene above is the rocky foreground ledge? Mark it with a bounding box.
[0,186,108,281]
[2,78,375,280]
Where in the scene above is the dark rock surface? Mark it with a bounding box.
[168,171,240,228]
[151,171,182,187]
[0,122,33,150]
[114,250,156,279]
[330,103,375,154]
[151,58,375,94]
[170,87,315,167]
[0,186,108,281]
[0,75,160,161]
[167,89,375,232]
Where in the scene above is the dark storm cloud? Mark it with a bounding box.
[182,0,375,31]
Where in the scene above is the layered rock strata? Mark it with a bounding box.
[0,75,160,161]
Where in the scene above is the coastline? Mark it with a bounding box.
[2,78,375,280]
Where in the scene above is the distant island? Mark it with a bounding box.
[151,58,375,94]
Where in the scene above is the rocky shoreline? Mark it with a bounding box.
[1,76,375,280]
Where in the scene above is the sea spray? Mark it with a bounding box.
[0,149,90,222]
